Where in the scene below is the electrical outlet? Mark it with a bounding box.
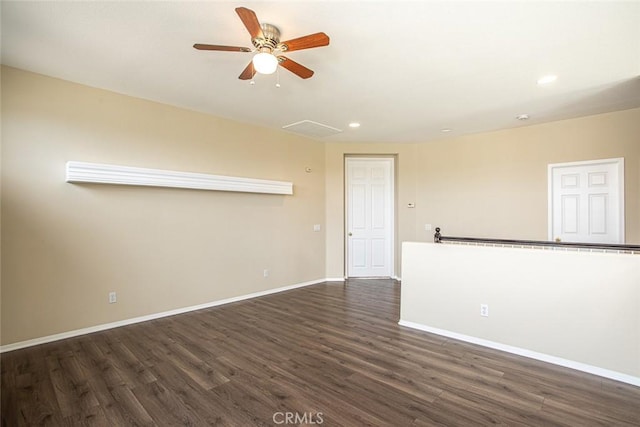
[480,304,489,317]
[424,224,432,231]
[263,269,269,278]
[313,224,321,232]
[109,292,117,304]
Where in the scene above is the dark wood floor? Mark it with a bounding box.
[2,279,639,426]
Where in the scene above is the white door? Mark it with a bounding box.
[346,158,394,277]
[548,158,624,244]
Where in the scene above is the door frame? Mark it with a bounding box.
[344,156,396,278]
[547,157,625,243]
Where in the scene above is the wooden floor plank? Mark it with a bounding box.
[45,351,84,419]
[130,380,211,426]
[2,279,639,426]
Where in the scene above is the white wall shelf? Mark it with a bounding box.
[65,161,293,195]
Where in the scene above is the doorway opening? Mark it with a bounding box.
[345,157,395,278]
[548,158,624,244]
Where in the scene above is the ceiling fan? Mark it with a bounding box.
[194,7,329,80]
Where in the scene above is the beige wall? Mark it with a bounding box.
[1,67,326,345]
[325,108,640,279]
[401,242,640,379]
[414,108,640,242]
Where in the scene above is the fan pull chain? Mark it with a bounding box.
[275,67,281,88]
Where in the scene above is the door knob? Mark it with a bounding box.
[348,232,353,236]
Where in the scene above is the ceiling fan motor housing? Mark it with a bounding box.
[252,23,280,51]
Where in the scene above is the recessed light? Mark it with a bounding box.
[537,75,557,85]
[441,128,452,133]
[348,122,360,128]
[516,114,530,121]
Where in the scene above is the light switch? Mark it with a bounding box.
[425,224,432,231]
[313,224,321,232]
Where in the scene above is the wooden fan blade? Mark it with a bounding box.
[278,56,314,79]
[193,44,251,52]
[280,32,330,52]
[235,7,263,39]
[239,61,256,80]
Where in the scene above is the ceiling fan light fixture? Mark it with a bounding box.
[253,51,278,74]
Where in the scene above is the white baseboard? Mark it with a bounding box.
[398,319,640,388]
[327,277,400,282]
[0,278,326,353]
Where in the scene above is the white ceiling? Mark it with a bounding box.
[2,1,639,144]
